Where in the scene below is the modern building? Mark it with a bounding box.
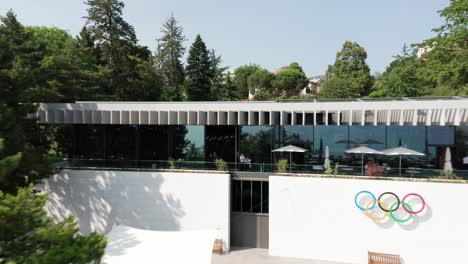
[38,97,468,173]
[37,97,468,263]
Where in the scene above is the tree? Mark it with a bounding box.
[209,50,236,101]
[0,135,106,263]
[320,41,373,98]
[370,46,426,97]
[23,26,102,102]
[233,64,261,99]
[185,34,213,101]
[0,186,107,263]
[0,11,52,192]
[247,68,274,99]
[224,72,240,100]
[155,14,186,101]
[415,0,468,96]
[272,62,309,96]
[0,138,22,186]
[84,0,152,100]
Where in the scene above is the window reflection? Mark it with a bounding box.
[279,125,313,164]
[240,126,274,163]
[182,125,205,161]
[313,126,349,164]
[349,126,386,150]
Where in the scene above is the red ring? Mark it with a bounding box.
[402,193,426,214]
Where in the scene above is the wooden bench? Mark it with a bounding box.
[368,251,401,264]
[212,239,224,255]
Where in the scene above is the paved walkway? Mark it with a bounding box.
[212,248,347,264]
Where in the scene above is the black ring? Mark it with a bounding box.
[378,192,400,212]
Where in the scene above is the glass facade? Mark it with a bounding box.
[239,126,275,164]
[278,126,314,164]
[313,126,349,164]
[70,124,468,171]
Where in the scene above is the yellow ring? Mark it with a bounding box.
[365,200,389,222]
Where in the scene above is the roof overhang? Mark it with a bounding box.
[36,97,468,126]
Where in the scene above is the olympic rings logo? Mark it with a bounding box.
[354,191,426,223]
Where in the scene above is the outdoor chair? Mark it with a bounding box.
[368,251,401,264]
[212,239,224,255]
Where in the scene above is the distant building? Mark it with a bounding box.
[417,45,433,59]
[300,75,326,96]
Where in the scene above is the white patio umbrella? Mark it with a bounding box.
[324,145,331,169]
[381,147,425,177]
[272,144,308,172]
[345,146,384,175]
[444,147,453,174]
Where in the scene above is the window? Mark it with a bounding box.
[232,180,269,214]
[240,126,275,163]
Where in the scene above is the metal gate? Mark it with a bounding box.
[230,178,269,248]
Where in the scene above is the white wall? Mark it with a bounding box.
[40,170,231,250]
[269,176,468,264]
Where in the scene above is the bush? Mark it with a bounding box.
[215,159,228,171]
[169,158,175,169]
[277,159,288,173]
[325,163,339,176]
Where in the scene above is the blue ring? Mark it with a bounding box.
[355,191,376,211]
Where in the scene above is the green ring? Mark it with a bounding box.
[389,201,413,223]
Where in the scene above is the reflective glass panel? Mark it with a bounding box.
[240,126,274,164]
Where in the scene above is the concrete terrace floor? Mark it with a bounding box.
[212,248,347,264]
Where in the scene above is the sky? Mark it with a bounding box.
[1,0,449,76]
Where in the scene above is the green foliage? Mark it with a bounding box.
[0,139,22,185]
[233,64,261,99]
[155,15,186,101]
[247,68,274,98]
[321,41,373,98]
[372,0,468,98]
[325,162,339,176]
[84,0,156,100]
[209,51,237,101]
[215,159,228,171]
[372,46,426,97]
[0,12,52,192]
[276,159,288,173]
[169,158,175,169]
[0,186,107,263]
[272,62,309,96]
[186,35,213,101]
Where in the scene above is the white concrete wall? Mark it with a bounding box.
[269,176,468,264]
[40,170,231,250]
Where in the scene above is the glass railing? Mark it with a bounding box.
[51,158,468,180]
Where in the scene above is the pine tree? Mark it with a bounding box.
[0,136,107,263]
[155,14,186,101]
[0,138,22,186]
[0,186,107,263]
[186,34,213,101]
[209,50,231,100]
[84,0,146,100]
[0,12,52,191]
[224,72,240,100]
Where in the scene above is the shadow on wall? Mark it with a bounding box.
[42,170,184,234]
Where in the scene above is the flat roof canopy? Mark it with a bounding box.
[37,97,468,126]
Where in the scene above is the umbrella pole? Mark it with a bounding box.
[399,155,402,177]
[289,152,292,172]
[362,153,364,176]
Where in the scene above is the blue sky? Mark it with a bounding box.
[1,0,448,76]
